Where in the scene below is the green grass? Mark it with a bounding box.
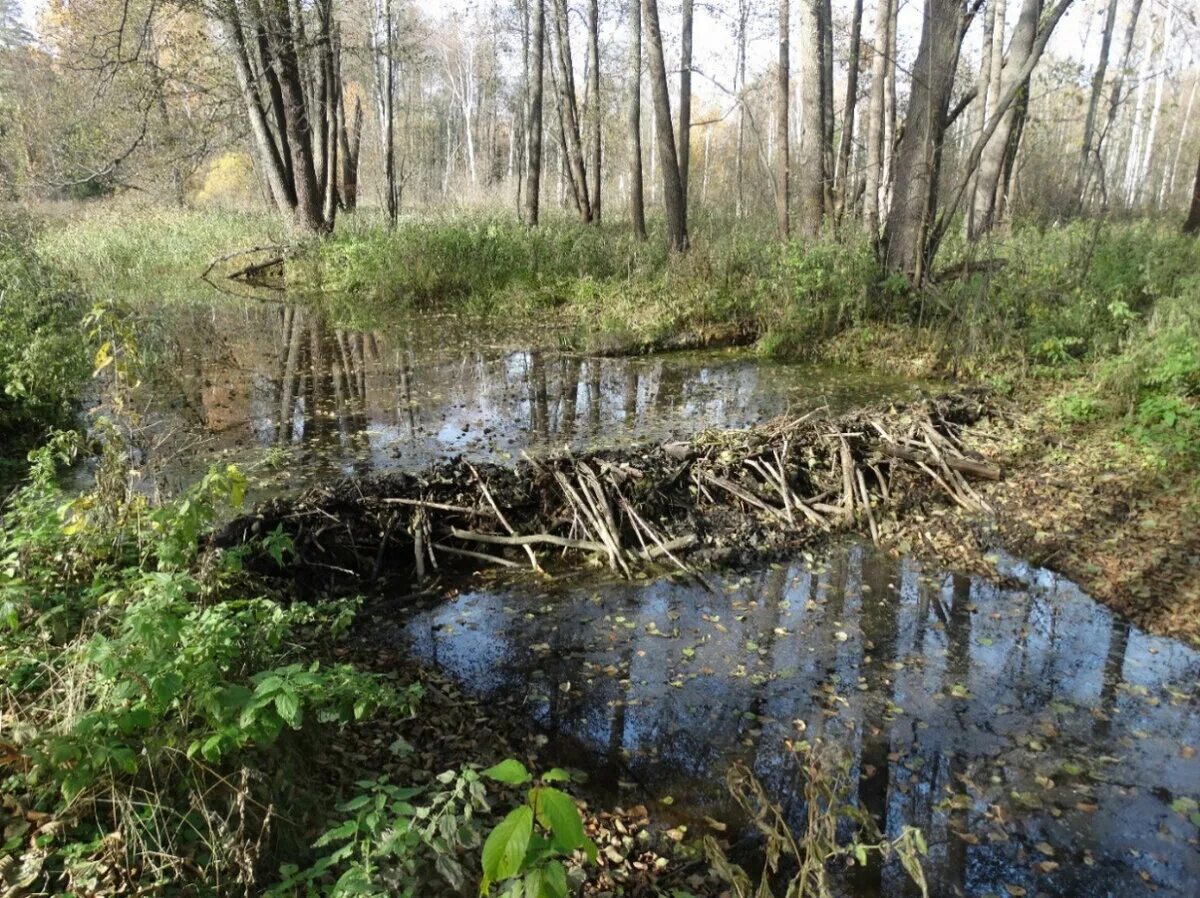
[37,202,285,305]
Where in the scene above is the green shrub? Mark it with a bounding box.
[0,214,88,480]
[0,440,413,892]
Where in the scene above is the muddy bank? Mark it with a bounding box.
[216,390,998,594]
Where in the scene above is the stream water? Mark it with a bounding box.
[105,298,921,496]
[377,543,1200,898]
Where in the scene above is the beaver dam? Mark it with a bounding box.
[214,388,1200,896]
[219,391,997,589]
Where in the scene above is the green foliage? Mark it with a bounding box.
[274,770,490,897]
[0,440,411,892]
[270,760,592,898]
[478,760,595,898]
[37,204,284,305]
[936,219,1200,364]
[0,212,88,481]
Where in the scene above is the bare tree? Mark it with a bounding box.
[834,0,864,221]
[550,0,592,221]
[1093,0,1145,205]
[1076,0,1118,205]
[970,0,1045,238]
[862,0,894,236]
[524,0,545,226]
[1184,151,1200,234]
[796,0,824,235]
[680,0,693,218]
[337,89,362,211]
[216,0,344,233]
[643,0,687,250]
[587,0,601,220]
[628,0,646,238]
[881,0,965,281]
[370,0,398,224]
[776,0,790,239]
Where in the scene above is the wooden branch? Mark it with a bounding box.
[878,441,1001,481]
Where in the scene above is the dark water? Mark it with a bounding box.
[104,299,920,496]
[382,543,1200,897]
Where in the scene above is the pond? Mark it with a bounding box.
[375,542,1200,898]
[100,297,922,496]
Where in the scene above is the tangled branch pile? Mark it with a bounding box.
[219,391,998,590]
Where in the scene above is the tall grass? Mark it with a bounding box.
[37,203,285,304]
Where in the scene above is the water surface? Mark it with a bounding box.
[101,298,921,496]
[381,544,1200,897]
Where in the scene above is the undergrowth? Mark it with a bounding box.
[0,214,88,485]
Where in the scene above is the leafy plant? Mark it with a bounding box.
[274,769,490,897]
[479,759,596,898]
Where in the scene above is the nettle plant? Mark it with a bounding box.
[478,759,596,898]
[273,759,593,898]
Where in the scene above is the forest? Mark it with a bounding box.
[1,0,1199,896]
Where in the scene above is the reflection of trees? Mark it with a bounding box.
[941,574,974,896]
[275,307,371,468]
[854,550,900,894]
[1094,615,1130,739]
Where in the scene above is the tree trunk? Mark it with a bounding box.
[819,0,835,212]
[1076,0,1118,205]
[963,0,998,236]
[643,0,687,250]
[550,0,592,221]
[796,1,825,236]
[1165,76,1197,202]
[679,0,693,220]
[1096,0,1144,205]
[776,0,790,240]
[1184,152,1200,234]
[524,0,545,226]
[835,0,864,220]
[970,0,1039,239]
[338,93,363,211]
[220,0,337,234]
[628,0,647,238]
[862,0,893,236]
[881,0,964,282]
[587,0,601,221]
[1132,5,1170,207]
[735,0,748,218]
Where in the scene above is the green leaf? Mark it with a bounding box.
[482,758,532,785]
[541,860,568,898]
[531,787,585,853]
[481,805,533,892]
[540,768,571,783]
[522,868,542,898]
[275,690,302,728]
